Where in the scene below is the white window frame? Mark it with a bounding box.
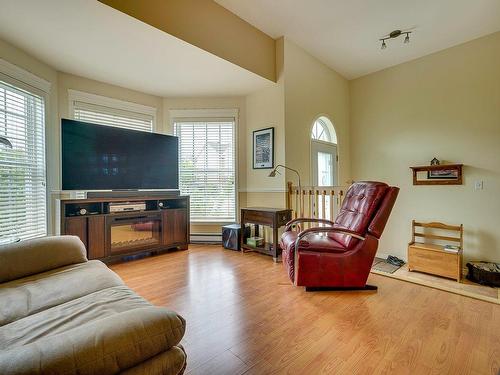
[0,58,51,241]
[68,89,157,132]
[170,108,238,224]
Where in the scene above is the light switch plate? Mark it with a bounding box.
[474,181,483,190]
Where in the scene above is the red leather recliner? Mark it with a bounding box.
[280,181,399,290]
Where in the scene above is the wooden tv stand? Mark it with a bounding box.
[57,194,189,263]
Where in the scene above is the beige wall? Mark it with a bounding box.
[244,38,286,209]
[283,39,351,187]
[350,32,500,262]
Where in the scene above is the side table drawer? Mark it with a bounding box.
[243,210,273,225]
[408,246,458,279]
[277,211,292,226]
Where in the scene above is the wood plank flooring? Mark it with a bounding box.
[110,245,500,375]
[377,264,499,301]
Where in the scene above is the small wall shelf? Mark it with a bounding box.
[410,164,463,185]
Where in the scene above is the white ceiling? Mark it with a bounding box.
[215,0,500,79]
[0,0,272,97]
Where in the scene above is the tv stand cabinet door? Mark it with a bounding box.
[64,217,88,249]
[162,209,188,246]
[88,216,105,259]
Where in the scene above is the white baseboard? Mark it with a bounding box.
[190,233,221,244]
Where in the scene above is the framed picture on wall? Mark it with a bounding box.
[253,127,274,169]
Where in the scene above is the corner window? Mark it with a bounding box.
[173,111,237,223]
[0,80,46,241]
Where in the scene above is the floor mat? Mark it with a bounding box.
[371,257,402,274]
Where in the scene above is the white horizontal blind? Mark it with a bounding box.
[174,119,236,222]
[73,101,153,132]
[0,80,46,241]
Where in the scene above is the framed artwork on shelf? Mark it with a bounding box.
[427,168,459,179]
[253,127,274,169]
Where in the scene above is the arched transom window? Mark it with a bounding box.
[311,117,337,144]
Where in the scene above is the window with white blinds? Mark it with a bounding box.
[0,80,46,241]
[174,119,236,222]
[73,101,153,132]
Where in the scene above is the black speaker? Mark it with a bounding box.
[222,224,247,251]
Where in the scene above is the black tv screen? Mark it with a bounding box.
[62,119,179,190]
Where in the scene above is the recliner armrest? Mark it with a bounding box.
[284,218,335,232]
[0,307,186,375]
[295,227,365,252]
[0,236,87,283]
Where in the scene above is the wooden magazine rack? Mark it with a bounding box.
[408,221,463,282]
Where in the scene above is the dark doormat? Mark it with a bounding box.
[371,257,403,274]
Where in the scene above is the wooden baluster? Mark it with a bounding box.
[315,190,320,219]
[308,190,313,229]
[310,189,315,218]
[322,190,326,220]
[295,188,300,219]
[301,189,305,218]
[286,181,293,210]
[329,189,335,221]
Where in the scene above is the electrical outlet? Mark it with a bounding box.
[474,181,483,190]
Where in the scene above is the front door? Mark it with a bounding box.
[311,141,337,219]
[311,140,337,187]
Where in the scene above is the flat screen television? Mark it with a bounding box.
[61,119,179,191]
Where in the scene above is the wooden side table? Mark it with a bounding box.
[240,207,292,262]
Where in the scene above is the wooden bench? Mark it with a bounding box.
[408,221,463,282]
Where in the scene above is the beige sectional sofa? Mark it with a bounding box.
[0,236,187,375]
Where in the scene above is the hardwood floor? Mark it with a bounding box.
[375,264,499,302]
[110,245,500,375]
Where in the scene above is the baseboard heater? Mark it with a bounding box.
[190,233,222,244]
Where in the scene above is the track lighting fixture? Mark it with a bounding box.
[379,29,413,49]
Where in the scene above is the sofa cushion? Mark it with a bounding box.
[0,236,87,284]
[121,346,187,375]
[331,182,388,248]
[0,306,186,375]
[0,285,153,349]
[0,260,123,327]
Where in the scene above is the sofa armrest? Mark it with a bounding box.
[0,235,88,283]
[0,307,186,375]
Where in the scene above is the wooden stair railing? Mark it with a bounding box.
[286,182,346,227]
